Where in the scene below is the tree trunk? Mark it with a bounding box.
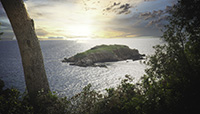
[1,0,50,99]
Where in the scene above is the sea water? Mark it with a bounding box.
[0,38,164,97]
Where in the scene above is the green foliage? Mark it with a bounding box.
[0,80,70,114]
[74,44,129,59]
[140,0,200,113]
[0,82,33,114]
[33,91,70,114]
[68,84,102,114]
[94,75,143,114]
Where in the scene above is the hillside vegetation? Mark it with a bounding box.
[63,44,144,67]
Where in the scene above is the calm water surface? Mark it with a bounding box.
[0,38,164,97]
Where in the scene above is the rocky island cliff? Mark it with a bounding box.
[62,44,145,67]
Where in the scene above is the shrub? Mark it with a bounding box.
[0,80,33,114]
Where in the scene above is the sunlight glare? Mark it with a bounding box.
[67,25,93,37]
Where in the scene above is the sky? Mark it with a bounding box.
[0,0,177,40]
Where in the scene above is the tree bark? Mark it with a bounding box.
[1,0,50,99]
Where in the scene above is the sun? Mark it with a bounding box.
[68,25,93,37]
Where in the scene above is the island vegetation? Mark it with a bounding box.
[62,44,144,67]
[0,0,200,114]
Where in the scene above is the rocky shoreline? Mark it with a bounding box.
[62,44,145,67]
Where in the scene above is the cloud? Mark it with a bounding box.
[144,0,157,1]
[165,5,174,13]
[105,2,121,11]
[138,5,174,29]
[140,10,165,20]
[0,0,176,39]
[36,28,49,37]
[100,12,164,38]
[102,1,176,37]
[147,15,169,27]
[118,3,132,14]
[104,3,132,15]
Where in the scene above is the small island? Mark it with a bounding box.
[62,44,145,67]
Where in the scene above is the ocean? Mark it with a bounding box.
[0,38,164,97]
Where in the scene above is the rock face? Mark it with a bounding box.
[62,44,145,67]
